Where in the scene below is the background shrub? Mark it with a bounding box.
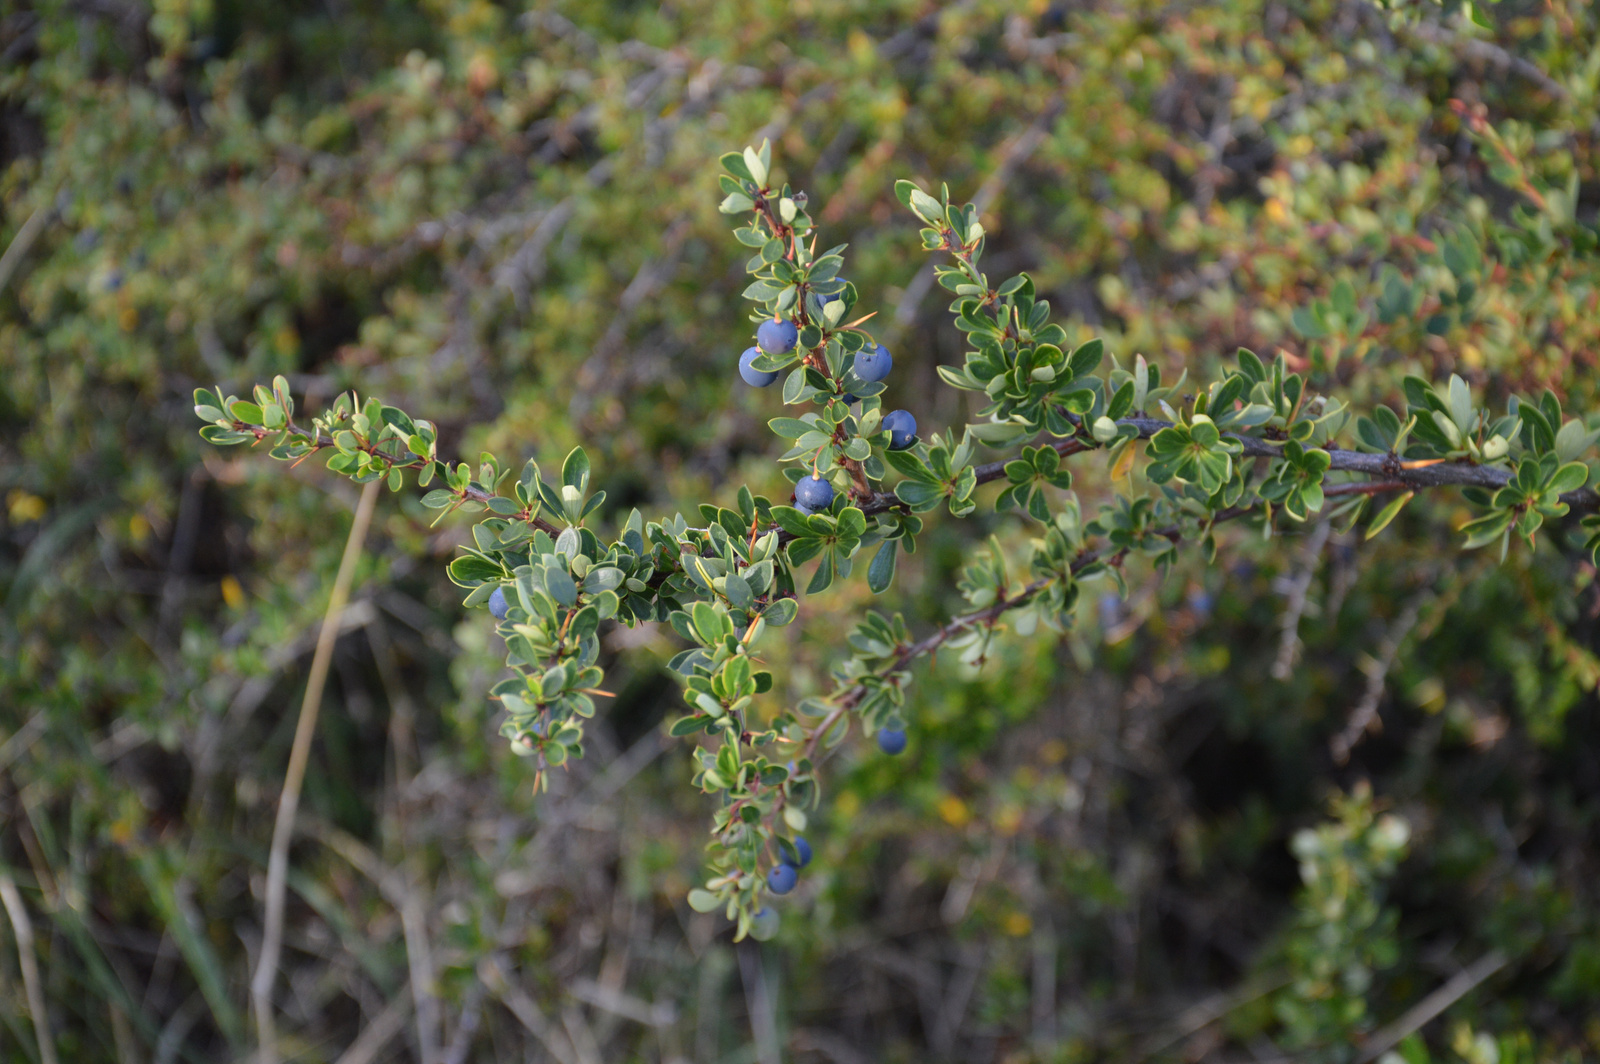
[2,1,1598,1061]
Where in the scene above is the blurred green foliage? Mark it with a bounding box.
[3,0,1600,1061]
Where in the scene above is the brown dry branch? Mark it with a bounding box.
[0,870,58,1064]
[251,480,381,1064]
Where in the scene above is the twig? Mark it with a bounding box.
[1131,975,1290,1061]
[1356,950,1509,1063]
[736,941,782,1064]
[300,819,441,1064]
[560,1004,604,1064]
[477,954,583,1064]
[0,198,52,298]
[332,989,412,1064]
[842,413,1600,531]
[570,217,692,420]
[250,479,381,1063]
[1331,596,1424,765]
[109,1004,139,1064]
[1272,519,1333,681]
[0,713,45,772]
[231,418,564,537]
[0,870,59,1064]
[397,882,442,1064]
[566,977,676,1028]
[1400,18,1568,100]
[365,615,441,1064]
[156,467,206,637]
[493,198,577,307]
[790,1028,874,1064]
[439,983,485,1064]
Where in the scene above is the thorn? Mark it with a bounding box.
[842,311,879,329]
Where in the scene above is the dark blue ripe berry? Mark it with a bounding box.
[767,863,798,895]
[883,409,917,450]
[877,727,908,755]
[793,474,834,514]
[488,587,510,620]
[757,318,798,355]
[854,342,892,383]
[784,836,812,870]
[739,346,779,387]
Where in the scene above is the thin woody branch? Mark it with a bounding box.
[850,413,1600,522]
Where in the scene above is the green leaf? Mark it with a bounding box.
[835,507,867,540]
[691,601,725,645]
[227,399,263,424]
[723,572,754,610]
[721,151,754,182]
[895,480,945,509]
[687,888,722,914]
[1460,509,1515,550]
[805,551,836,595]
[883,448,937,482]
[448,555,503,586]
[562,447,590,492]
[198,426,253,445]
[1068,338,1104,378]
[770,505,814,538]
[1448,374,1473,432]
[867,539,897,593]
[762,598,799,626]
[582,566,624,593]
[546,566,578,606]
[1553,419,1599,462]
[1189,419,1220,447]
[1365,491,1414,540]
[908,187,943,223]
[768,417,816,439]
[1547,461,1589,495]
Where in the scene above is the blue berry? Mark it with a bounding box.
[854,343,892,383]
[883,409,917,450]
[783,836,812,870]
[767,863,798,895]
[877,727,907,755]
[488,587,509,620]
[739,346,779,387]
[794,475,834,513]
[748,907,780,941]
[757,318,798,355]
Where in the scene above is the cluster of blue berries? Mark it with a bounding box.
[765,834,812,895]
[737,303,919,516]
